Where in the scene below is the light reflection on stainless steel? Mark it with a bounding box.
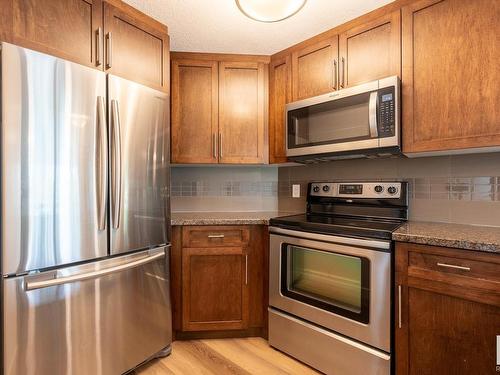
[108,76,169,255]
[1,43,107,275]
[3,247,171,375]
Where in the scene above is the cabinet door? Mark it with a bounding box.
[182,247,249,331]
[402,0,500,153]
[269,55,292,164]
[103,2,169,92]
[291,37,338,101]
[10,0,103,68]
[395,242,500,375]
[339,10,400,88]
[171,59,218,163]
[219,61,267,164]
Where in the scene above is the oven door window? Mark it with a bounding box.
[287,91,374,148]
[281,244,370,323]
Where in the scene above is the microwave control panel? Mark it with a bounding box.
[377,87,396,138]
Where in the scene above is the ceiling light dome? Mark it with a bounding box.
[236,0,307,23]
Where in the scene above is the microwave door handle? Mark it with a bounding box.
[369,91,378,138]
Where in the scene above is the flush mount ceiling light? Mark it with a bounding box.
[236,0,307,23]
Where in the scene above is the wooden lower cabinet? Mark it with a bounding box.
[171,225,268,338]
[182,246,249,331]
[395,242,500,375]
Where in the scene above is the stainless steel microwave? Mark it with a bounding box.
[286,76,400,162]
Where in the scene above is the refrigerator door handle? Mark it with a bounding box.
[24,247,169,291]
[111,99,122,229]
[96,95,108,231]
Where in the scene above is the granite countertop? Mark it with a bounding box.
[393,221,500,253]
[171,211,297,226]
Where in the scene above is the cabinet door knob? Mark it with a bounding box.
[207,234,225,238]
[398,284,402,329]
[340,57,345,88]
[333,59,338,90]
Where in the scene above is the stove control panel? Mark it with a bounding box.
[310,182,402,198]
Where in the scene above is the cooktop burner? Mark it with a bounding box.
[271,181,408,240]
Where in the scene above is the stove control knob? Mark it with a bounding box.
[322,185,330,192]
[374,185,384,193]
[312,185,320,193]
[388,186,398,195]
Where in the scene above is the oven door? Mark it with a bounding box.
[269,227,391,352]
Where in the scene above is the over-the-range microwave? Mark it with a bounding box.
[286,76,400,163]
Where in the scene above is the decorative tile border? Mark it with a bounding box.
[278,177,500,202]
[171,180,278,197]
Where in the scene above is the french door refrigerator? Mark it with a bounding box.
[1,42,172,375]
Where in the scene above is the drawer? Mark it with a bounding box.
[182,226,250,247]
[408,250,500,283]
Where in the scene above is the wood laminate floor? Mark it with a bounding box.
[134,338,320,375]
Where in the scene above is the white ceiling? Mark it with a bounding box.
[123,0,394,55]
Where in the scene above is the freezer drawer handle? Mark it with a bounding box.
[24,250,167,291]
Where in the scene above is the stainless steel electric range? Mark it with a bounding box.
[268,181,408,375]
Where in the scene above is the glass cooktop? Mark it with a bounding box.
[269,213,404,240]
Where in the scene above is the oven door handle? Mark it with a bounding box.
[368,91,378,138]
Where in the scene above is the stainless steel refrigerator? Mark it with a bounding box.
[1,42,172,375]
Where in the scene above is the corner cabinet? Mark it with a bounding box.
[269,55,292,164]
[103,1,169,92]
[339,10,400,88]
[170,53,269,164]
[402,0,500,154]
[395,242,500,375]
[171,225,267,337]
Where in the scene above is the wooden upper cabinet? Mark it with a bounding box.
[219,61,267,164]
[103,1,169,91]
[182,246,249,331]
[171,59,218,163]
[8,0,103,68]
[269,55,292,164]
[339,10,401,88]
[402,0,500,153]
[291,36,339,101]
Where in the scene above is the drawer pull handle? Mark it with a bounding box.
[207,234,225,238]
[436,262,470,271]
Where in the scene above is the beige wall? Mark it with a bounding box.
[278,152,500,227]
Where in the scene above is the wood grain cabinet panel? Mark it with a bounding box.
[395,242,500,375]
[219,61,267,164]
[182,246,249,331]
[339,10,400,88]
[9,0,103,68]
[171,59,218,163]
[104,1,169,91]
[269,55,292,164]
[291,37,338,101]
[402,0,500,153]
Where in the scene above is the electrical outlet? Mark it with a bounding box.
[292,184,300,198]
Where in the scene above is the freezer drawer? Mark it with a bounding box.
[3,247,172,375]
[268,308,390,375]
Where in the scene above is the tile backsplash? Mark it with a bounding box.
[278,153,500,227]
[171,166,279,212]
